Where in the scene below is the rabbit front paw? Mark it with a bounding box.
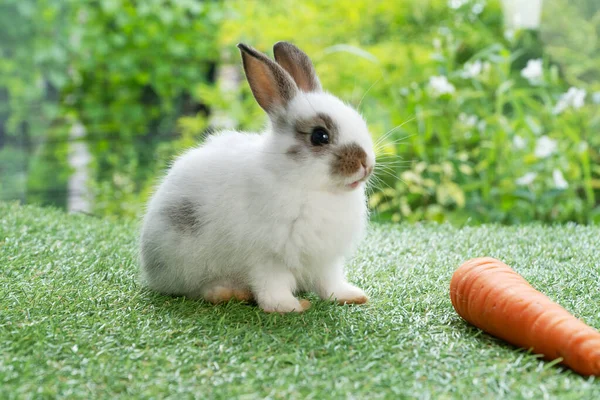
[323,283,369,305]
[258,294,311,313]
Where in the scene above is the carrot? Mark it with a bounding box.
[450,257,600,376]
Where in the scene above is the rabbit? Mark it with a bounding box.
[139,41,375,313]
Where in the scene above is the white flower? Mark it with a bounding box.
[477,120,487,133]
[503,0,543,29]
[461,60,483,79]
[553,169,568,189]
[428,76,455,97]
[571,89,586,109]
[438,26,452,37]
[553,87,586,114]
[521,59,543,85]
[504,29,515,41]
[513,135,526,150]
[578,141,588,153]
[534,136,557,158]
[516,172,537,186]
[459,113,478,128]
[449,0,468,9]
[433,38,442,50]
[472,3,485,14]
[592,92,600,104]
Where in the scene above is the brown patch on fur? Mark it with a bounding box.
[286,112,340,156]
[232,288,253,302]
[295,113,336,137]
[331,143,367,176]
[286,144,303,160]
[275,112,340,158]
[337,294,369,305]
[299,299,312,311]
[203,286,253,304]
[262,298,311,313]
[273,41,322,92]
[238,43,297,114]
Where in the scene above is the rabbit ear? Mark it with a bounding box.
[273,41,322,93]
[237,43,298,114]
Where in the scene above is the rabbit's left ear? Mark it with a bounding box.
[273,41,322,93]
[238,43,298,115]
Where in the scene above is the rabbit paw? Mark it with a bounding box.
[326,283,369,305]
[260,297,311,313]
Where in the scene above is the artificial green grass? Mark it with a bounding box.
[1,202,599,399]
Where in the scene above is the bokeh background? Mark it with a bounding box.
[1,0,599,224]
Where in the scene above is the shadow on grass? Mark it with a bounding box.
[138,287,375,335]
[449,318,573,375]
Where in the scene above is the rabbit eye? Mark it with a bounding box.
[310,127,329,146]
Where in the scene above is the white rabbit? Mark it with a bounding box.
[140,41,375,313]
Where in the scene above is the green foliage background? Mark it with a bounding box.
[0,0,599,224]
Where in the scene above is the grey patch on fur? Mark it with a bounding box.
[291,112,340,155]
[294,113,336,135]
[331,142,367,176]
[273,41,322,93]
[237,43,297,114]
[275,112,340,158]
[139,234,167,278]
[286,144,304,160]
[141,253,167,276]
[166,198,204,233]
[272,112,294,135]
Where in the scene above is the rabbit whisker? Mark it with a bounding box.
[357,76,383,111]
[373,117,416,147]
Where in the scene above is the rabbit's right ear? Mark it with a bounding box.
[238,43,298,115]
[273,42,322,93]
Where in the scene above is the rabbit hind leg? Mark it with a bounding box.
[200,281,253,304]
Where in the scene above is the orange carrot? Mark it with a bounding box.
[450,257,600,376]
